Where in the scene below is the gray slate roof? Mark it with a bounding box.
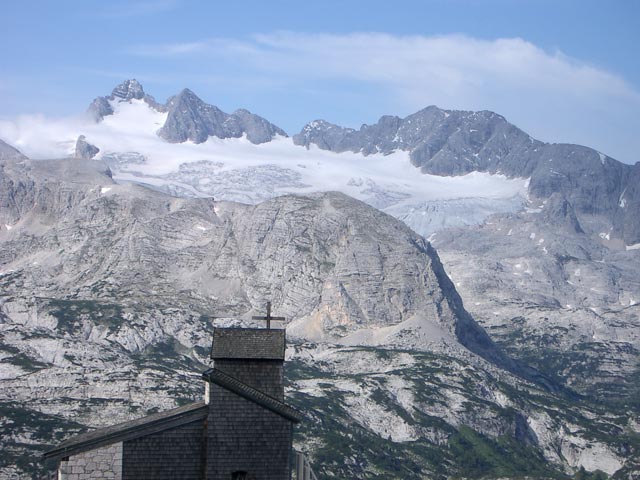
[210,327,285,360]
[43,401,208,460]
[203,368,302,423]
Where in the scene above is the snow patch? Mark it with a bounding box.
[619,187,627,208]
[4,224,12,230]
[626,243,640,251]
[598,152,606,165]
[100,187,112,194]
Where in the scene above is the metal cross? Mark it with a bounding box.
[251,301,285,329]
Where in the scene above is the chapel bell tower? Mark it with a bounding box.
[203,302,301,480]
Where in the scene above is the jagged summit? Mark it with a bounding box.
[87,78,166,121]
[167,87,202,105]
[294,106,526,174]
[87,80,287,145]
[158,87,287,144]
[110,78,145,101]
[158,88,228,143]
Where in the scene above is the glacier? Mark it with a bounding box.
[0,98,528,237]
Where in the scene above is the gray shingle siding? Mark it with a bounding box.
[122,419,205,480]
[213,359,284,399]
[207,384,294,480]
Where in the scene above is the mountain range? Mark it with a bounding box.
[88,79,286,144]
[0,80,638,479]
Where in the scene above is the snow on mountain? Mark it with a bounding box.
[0,98,527,238]
[296,108,640,245]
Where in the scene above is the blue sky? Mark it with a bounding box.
[1,0,639,163]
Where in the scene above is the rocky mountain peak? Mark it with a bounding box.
[167,88,204,107]
[87,79,166,122]
[110,79,145,101]
[293,119,355,151]
[159,88,286,144]
[225,108,287,144]
[74,135,100,160]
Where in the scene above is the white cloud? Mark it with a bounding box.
[132,32,638,102]
[129,32,640,163]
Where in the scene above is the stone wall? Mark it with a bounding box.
[59,442,122,480]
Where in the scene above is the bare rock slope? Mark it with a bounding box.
[0,158,637,479]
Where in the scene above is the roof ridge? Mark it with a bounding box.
[203,368,302,423]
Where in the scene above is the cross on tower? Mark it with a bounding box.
[252,301,285,329]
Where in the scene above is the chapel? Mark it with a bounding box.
[44,309,310,480]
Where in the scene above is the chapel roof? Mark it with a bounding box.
[43,401,208,460]
[44,367,303,460]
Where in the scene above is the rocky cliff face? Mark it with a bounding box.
[295,107,640,245]
[0,139,26,161]
[432,202,640,401]
[0,158,637,479]
[157,88,287,144]
[74,135,100,159]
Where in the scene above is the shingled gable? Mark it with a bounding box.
[203,368,302,423]
[43,401,208,460]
